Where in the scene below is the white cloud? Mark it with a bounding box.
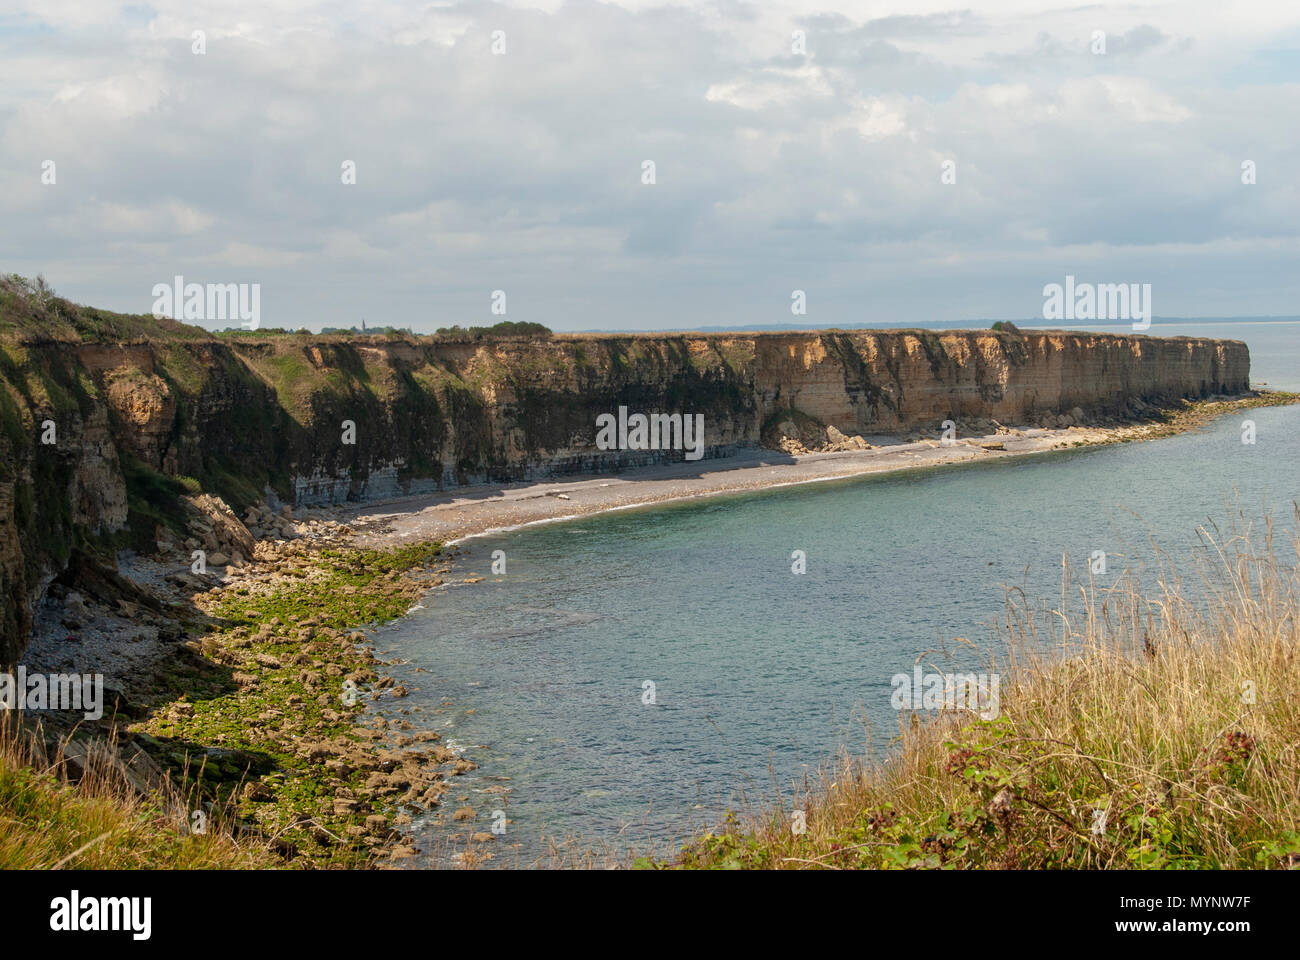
[96,200,215,235]
[1,0,1298,329]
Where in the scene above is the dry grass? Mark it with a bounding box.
[0,717,281,869]
[674,507,1300,869]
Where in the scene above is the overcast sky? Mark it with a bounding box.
[2,1,1299,332]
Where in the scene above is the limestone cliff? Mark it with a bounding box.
[0,290,1250,662]
[750,330,1247,433]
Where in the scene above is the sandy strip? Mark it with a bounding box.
[337,427,1110,547]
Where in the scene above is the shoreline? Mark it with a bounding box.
[343,433,1090,547]
[337,391,1297,550]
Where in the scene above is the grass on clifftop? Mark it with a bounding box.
[0,273,205,343]
[670,508,1300,870]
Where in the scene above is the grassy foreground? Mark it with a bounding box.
[0,717,277,869]
[670,510,1300,870]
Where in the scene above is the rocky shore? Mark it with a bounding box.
[22,505,485,866]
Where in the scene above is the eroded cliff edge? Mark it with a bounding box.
[0,297,1249,661]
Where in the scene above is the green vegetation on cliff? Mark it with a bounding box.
[0,274,204,343]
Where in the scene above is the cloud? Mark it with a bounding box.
[1,0,1299,330]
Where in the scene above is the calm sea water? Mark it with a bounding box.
[370,320,1300,864]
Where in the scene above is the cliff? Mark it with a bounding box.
[0,283,1250,661]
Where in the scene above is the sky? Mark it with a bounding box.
[2,0,1299,332]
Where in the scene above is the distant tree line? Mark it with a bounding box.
[319,325,413,335]
[433,320,552,339]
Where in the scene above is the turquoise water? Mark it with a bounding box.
[371,320,1300,864]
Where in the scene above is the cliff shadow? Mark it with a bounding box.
[38,549,244,719]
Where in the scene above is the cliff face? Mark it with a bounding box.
[751,330,1247,433]
[0,317,1250,663]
